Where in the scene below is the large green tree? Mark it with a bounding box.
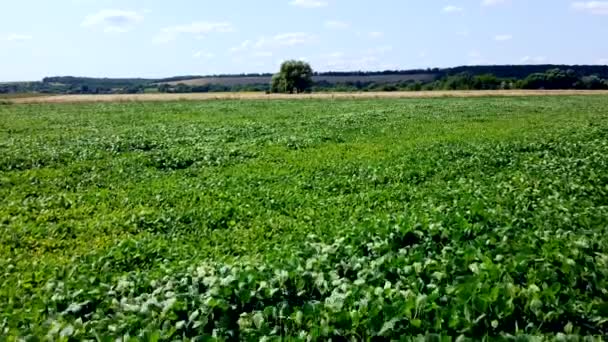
[271,60,313,94]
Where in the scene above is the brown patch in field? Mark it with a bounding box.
[11,90,608,104]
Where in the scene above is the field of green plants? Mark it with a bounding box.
[1,96,608,340]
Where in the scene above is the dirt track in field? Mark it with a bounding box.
[9,90,608,104]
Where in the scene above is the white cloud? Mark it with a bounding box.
[317,44,395,71]
[82,9,143,33]
[366,46,393,54]
[468,59,493,65]
[443,5,464,13]
[230,40,253,53]
[256,32,316,48]
[3,33,33,41]
[520,56,548,64]
[469,50,482,58]
[290,0,327,8]
[597,58,608,64]
[325,20,350,29]
[572,1,608,15]
[482,0,507,6]
[252,51,273,57]
[230,33,315,55]
[322,56,380,71]
[325,52,344,58]
[367,31,384,39]
[467,50,493,64]
[494,34,513,41]
[193,51,214,59]
[154,22,234,43]
[319,57,398,72]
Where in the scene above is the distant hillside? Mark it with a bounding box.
[165,73,436,87]
[42,76,151,89]
[37,65,608,88]
[157,65,608,87]
[2,64,606,94]
[442,65,608,79]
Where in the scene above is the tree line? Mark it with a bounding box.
[2,64,608,95]
[160,67,608,94]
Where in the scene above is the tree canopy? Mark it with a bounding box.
[271,60,313,94]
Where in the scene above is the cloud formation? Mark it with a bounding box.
[155,22,234,43]
[82,9,143,33]
[482,0,508,6]
[290,0,328,8]
[572,1,608,15]
[443,5,464,13]
[262,32,316,47]
[193,51,215,59]
[3,34,33,41]
[494,34,513,41]
[325,20,350,29]
[520,56,548,64]
[367,31,384,39]
[317,45,396,71]
[232,32,315,51]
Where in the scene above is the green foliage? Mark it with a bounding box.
[1,97,608,339]
[443,64,608,79]
[271,60,314,94]
[577,75,608,90]
[517,69,607,90]
[4,65,608,96]
[270,73,288,93]
[520,69,581,90]
[42,76,151,89]
[158,83,271,93]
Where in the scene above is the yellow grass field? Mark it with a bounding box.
[8,89,608,104]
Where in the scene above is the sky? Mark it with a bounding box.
[1,0,608,81]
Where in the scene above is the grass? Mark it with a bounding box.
[0,92,53,100]
[1,96,607,340]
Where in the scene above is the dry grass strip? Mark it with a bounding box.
[10,90,608,104]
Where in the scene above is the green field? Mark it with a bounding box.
[1,96,608,339]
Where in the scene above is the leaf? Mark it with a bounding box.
[378,318,399,336]
[564,322,573,334]
[60,325,74,337]
[294,311,303,326]
[188,310,200,323]
[253,312,264,329]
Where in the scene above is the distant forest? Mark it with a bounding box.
[2,65,608,94]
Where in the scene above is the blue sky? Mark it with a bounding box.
[1,0,608,81]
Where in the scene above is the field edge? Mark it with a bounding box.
[9,89,608,104]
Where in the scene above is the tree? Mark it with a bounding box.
[271,60,313,93]
[175,83,192,93]
[158,84,171,93]
[520,69,580,89]
[576,75,608,90]
[271,74,288,93]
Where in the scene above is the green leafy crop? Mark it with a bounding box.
[1,96,607,340]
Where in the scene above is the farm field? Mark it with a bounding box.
[162,73,436,87]
[1,96,608,339]
[9,89,608,104]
